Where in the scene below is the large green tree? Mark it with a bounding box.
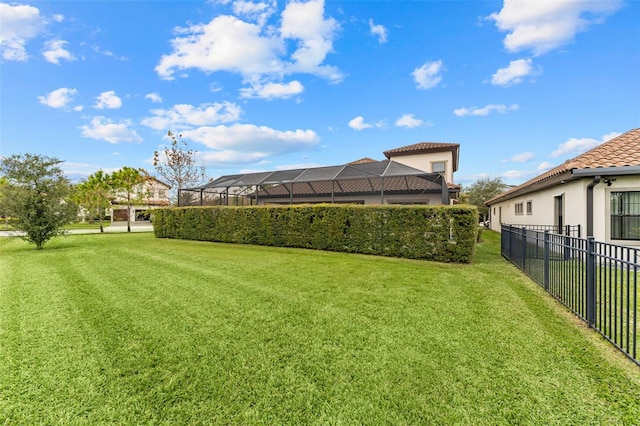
[111,167,148,232]
[73,170,113,233]
[462,177,510,222]
[153,130,208,206]
[0,154,78,249]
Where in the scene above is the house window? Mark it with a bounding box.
[515,202,524,215]
[431,161,446,174]
[158,189,167,198]
[611,191,640,240]
[526,201,533,215]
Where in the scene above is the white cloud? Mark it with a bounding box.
[502,169,535,181]
[537,161,554,172]
[62,162,117,181]
[156,15,283,80]
[411,60,443,90]
[349,116,371,130]
[491,58,538,86]
[145,92,163,103]
[502,151,534,163]
[0,2,44,61]
[80,117,143,144]
[280,0,341,80]
[395,114,424,128]
[52,14,64,23]
[453,104,519,117]
[550,131,621,158]
[42,39,76,64]
[489,0,622,56]
[94,91,122,109]
[275,162,323,171]
[141,102,243,131]
[156,0,342,86]
[179,123,320,165]
[232,0,277,26]
[239,80,304,99]
[38,87,77,108]
[369,19,387,43]
[348,116,384,131]
[91,44,126,60]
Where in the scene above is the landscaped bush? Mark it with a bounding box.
[152,204,478,263]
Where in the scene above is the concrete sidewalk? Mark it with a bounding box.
[0,222,154,237]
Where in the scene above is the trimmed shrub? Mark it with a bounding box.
[152,204,478,263]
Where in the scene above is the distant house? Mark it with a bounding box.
[486,128,640,246]
[181,142,461,206]
[111,177,171,222]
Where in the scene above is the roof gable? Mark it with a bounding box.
[383,142,459,157]
[383,142,460,172]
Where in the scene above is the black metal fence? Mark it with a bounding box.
[506,223,581,237]
[501,224,638,366]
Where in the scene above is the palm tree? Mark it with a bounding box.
[111,167,148,232]
[75,170,113,232]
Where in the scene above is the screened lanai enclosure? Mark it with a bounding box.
[179,160,457,207]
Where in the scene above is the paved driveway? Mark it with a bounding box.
[0,222,154,237]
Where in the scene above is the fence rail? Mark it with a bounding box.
[506,224,581,237]
[501,224,638,366]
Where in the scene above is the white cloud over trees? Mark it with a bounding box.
[80,117,143,144]
[141,102,243,131]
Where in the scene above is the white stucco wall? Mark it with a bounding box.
[489,180,584,232]
[390,151,455,183]
[489,174,640,246]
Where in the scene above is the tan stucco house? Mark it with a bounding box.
[486,128,640,246]
[111,176,171,222]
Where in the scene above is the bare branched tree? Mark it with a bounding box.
[153,131,208,206]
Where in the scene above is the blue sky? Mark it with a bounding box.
[1,0,639,187]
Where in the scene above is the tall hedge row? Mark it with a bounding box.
[152,204,478,263]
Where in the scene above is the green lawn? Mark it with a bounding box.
[1,231,638,424]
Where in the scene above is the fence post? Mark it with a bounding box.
[586,236,596,327]
[521,227,527,270]
[544,230,550,291]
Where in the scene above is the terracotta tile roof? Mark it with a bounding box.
[566,128,640,169]
[383,142,459,157]
[486,128,640,205]
[348,157,378,165]
[383,142,460,172]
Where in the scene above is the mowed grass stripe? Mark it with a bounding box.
[1,232,639,424]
